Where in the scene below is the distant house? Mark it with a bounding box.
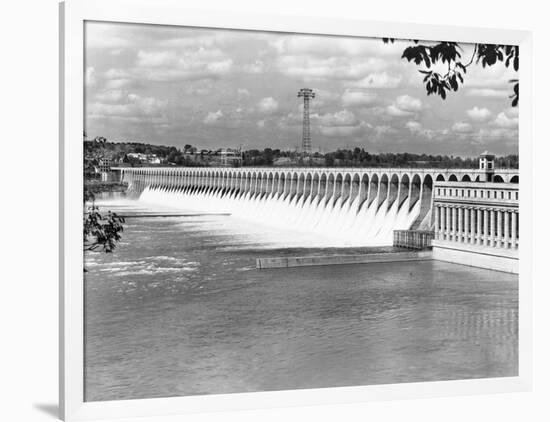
[148,155,161,164]
[127,152,161,164]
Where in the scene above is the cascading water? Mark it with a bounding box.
[137,179,428,247]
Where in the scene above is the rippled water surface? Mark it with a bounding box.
[84,199,518,402]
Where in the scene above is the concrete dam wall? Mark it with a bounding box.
[116,167,516,247]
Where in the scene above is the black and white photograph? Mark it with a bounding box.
[82,20,520,402]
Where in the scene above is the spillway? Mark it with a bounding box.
[118,167,443,247]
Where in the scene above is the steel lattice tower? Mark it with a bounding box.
[298,88,315,155]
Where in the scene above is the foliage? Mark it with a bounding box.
[383,39,519,106]
[83,195,125,254]
[322,148,518,169]
[84,138,212,168]
[85,139,518,170]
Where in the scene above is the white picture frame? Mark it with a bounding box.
[60,0,533,420]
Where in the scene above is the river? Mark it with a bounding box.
[83,198,518,401]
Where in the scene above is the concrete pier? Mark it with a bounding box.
[256,251,432,269]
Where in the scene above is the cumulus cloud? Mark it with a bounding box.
[395,95,422,112]
[386,95,422,117]
[94,89,128,103]
[492,111,518,128]
[237,88,251,97]
[467,106,492,122]
[257,97,279,114]
[320,125,364,137]
[84,21,519,154]
[467,62,517,88]
[387,105,413,117]
[353,72,402,89]
[341,90,377,106]
[315,110,367,137]
[203,110,223,124]
[276,56,387,81]
[85,22,133,50]
[318,110,358,127]
[88,93,166,119]
[452,122,474,133]
[242,60,265,73]
[85,67,96,87]
[124,48,235,82]
[270,34,403,58]
[466,88,509,98]
[405,121,423,132]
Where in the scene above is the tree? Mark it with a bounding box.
[83,133,126,271]
[83,189,125,260]
[383,39,519,107]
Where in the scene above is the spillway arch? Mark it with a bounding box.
[118,166,517,246]
[121,166,461,213]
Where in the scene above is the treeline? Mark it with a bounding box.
[323,148,519,169]
[84,138,519,169]
[85,138,193,162]
[243,147,519,169]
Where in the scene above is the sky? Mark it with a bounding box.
[84,21,519,156]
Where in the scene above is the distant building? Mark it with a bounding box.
[127,152,161,164]
[98,158,112,182]
[219,148,242,167]
[479,151,495,182]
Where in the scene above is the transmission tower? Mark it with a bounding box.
[298,88,315,156]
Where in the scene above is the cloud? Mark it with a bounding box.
[452,122,474,133]
[276,55,387,82]
[374,125,397,136]
[387,105,413,117]
[84,22,519,155]
[467,62,517,88]
[94,90,128,103]
[203,110,223,124]
[136,50,178,67]
[122,49,235,82]
[405,121,423,132]
[395,95,422,112]
[242,60,265,73]
[85,22,133,50]
[85,67,96,87]
[341,90,377,107]
[257,97,279,114]
[492,111,518,128]
[318,110,358,127]
[88,93,167,119]
[270,34,404,58]
[467,106,492,122]
[237,88,251,97]
[320,125,364,137]
[353,72,402,89]
[386,95,422,117]
[315,110,368,137]
[465,88,509,98]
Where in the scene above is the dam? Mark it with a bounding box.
[115,163,518,248]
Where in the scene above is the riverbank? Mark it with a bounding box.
[84,179,128,197]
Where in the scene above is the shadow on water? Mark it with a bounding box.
[33,403,59,419]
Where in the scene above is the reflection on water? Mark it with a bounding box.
[84,199,518,402]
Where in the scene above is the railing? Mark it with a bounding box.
[393,230,434,250]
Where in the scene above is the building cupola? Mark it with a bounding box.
[479,151,495,182]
